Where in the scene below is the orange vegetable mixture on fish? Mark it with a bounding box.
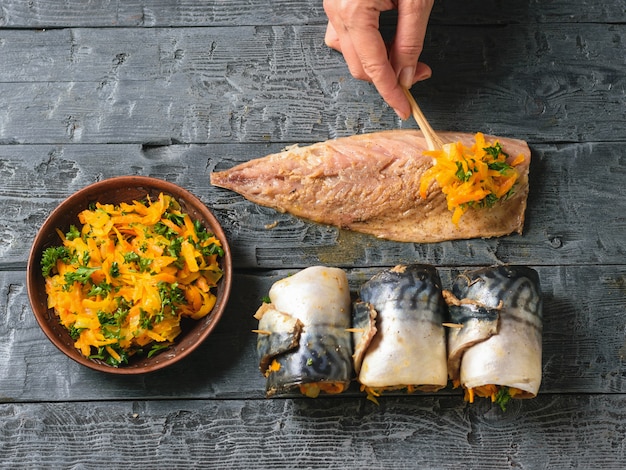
[41,193,224,366]
[420,132,526,225]
[211,130,531,243]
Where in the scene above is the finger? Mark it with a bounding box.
[347,21,411,117]
[324,22,341,52]
[357,33,411,117]
[413,62,432,82]
[324,1,372,80]
[324,0,413,117]
[391,0,434,87]
[335,28,370,81]
[328,28,371,80]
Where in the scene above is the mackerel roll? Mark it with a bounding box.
[254,266,352,398]
[352,265,448,398]
[446,266,543,407]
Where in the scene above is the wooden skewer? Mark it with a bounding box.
[345,328,365,333]
[402,86,444,151]
[251,329,271,335]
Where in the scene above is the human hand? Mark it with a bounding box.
[323,0,434,119]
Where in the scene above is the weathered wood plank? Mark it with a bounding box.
[1,0,624,27]
[0,0,327,28]
[1,141,624,269]
[0,395,624,469]
[2,265,625,402]
[0,2,623,468]
[0,24,625,145]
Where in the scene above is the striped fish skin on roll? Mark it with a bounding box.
[254,266,352,398]
[446,265,543,405]
[353,264,448,397]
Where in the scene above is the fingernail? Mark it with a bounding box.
[393,106,410,120]
[415,67,432,82]
[398,66,415,88]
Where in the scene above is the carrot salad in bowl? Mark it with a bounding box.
[40,193,225,367]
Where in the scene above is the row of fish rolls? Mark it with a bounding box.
[255,264,542,405]
[254,266,353,398]
[446,266,543,406]
[352,265,448,400]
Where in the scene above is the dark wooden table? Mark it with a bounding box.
[1,1,625,468]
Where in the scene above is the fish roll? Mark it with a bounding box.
[446,266,543,409]
[254,266,352,397]
[353,264,448,401]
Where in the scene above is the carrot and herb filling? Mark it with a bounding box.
[41,193,224,366]
[263,359,282,377]
[464,385,524,411]
[360,384,433,405]
[299,382,346,398]
[420,132,525,224]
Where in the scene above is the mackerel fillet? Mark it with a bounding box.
[210,130,531,243]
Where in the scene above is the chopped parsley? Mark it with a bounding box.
[64,265,98,285]
[109,261,120,278]
[65,225,81,241]
[495,387,512,411]
[41,246,71,277]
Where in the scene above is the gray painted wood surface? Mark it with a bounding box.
[1,1,625,468]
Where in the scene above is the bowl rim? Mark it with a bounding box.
[27,175,232,374]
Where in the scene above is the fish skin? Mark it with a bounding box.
[446,302,500,382]
[210,130,531,243]
[355,264,448,391]
[255,304,303,374]
[447,266,543,398]
[255,266,353,397]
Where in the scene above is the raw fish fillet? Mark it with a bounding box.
[211,130,531,243]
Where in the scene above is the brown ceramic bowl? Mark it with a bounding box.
[27,176,232,374]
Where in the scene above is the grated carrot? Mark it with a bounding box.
[419,132,525,224]
[41,193,224,366]
[299,382,346,398]
[359,384,424,406]
[463,384,525,411]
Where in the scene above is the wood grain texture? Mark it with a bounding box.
[1,0,625,467]
[0,395,625,469]
[0,142,624,269]
[1,23,625,144]
[0,0,327,28]
[1,0,625,27]
[3,265,625,402]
